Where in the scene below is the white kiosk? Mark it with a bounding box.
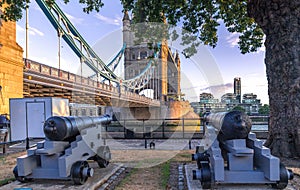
[9,97,69,141]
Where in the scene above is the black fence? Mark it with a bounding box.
[103,118,203,140]
[103,115,269,140]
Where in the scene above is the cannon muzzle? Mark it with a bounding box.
[44,115,112,141]
[203,111,252,142]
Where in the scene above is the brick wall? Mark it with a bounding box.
[0,18,24,114]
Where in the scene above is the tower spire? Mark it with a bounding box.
[123,10,130,21]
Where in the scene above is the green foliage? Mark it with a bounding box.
[0,0,104,21]
[121,0,264,56]
[258,104,270,115]
[0,0,28,21]
[0,0,264,56]
[199,112,203,117]
[0,177,15,186]
[232,106,245,112]
[160,161,170,188]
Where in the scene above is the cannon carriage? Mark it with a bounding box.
[192,111,293,189]
[13,114,112,185]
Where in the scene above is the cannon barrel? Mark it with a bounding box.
[44,114,112,141]
[203,111,252,142]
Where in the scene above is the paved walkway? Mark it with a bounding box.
[105,139,201,150]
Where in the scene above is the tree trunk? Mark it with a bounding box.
[248,0,300,157]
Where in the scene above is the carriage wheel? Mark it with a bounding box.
[71,161,93,185]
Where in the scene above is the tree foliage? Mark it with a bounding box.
[0,0,104,21]
[0,0,264,57]
[258,104,270,115]
[121,0,265,56]
[231,106,245,113]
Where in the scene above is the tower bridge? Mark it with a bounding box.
[123,11,182,102]
[0,0,198,120]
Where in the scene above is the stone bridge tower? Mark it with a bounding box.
[122,11,181,102]
[0,8,24,115]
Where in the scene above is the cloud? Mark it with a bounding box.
[256,46,265,53]
[65,12,84,25]
[226,32,266,53]
[94,13,121,26]
[16,24,25,33]
[28,26,44,36]
[226,32,239,47]
[199,83,233,99]
[182,83,233,91]
[16,24,44,36]
[200,83,233,92]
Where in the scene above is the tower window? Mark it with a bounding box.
[132,53,135,60]
[140,51,148,59]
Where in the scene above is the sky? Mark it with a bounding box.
[16,0,269,104]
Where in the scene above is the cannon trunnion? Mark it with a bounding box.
[13,115,112,185]
[192,111,293,189]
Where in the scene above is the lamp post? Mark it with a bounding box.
[25,2,29,59]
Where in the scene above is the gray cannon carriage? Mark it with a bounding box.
[192,111,293,189]
[13,115,112,185]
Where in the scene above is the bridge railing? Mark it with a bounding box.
[23,59,159,105]
[24,58,117,90]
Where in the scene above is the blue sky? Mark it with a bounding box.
[16,0,268,104]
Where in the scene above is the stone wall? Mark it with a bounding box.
[167,101,199,119]
[0,18,24,114]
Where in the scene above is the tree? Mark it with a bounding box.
[258,104,270,115]
[248,0,300,158]
[1,0,299,157]
[126,0,300,158]
[232,106,245,113]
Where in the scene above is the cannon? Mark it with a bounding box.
[0,114,10,129]
[44,115,111,141]
[13,115,112,185]
[203,110,252,142]
[192,111,293,189]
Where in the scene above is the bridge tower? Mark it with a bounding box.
[0,8,24,114]
[122,11,181,102]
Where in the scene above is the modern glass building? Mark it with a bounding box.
[234,77,241,103]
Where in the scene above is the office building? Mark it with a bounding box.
[234,77,241,103]
[191,93,226,114]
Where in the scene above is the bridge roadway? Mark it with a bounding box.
[22,59,160,107]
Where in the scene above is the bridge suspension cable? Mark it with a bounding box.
[35,0,157,92]
[88,43,126,80]
[107,43,126,72]
[36,0,118,81]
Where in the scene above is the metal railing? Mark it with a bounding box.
[103,118,203,140]
[103,115,270,140]
[249,115,269,131]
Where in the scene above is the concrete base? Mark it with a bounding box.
[185,163,296,190]
[2,163,122,190]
